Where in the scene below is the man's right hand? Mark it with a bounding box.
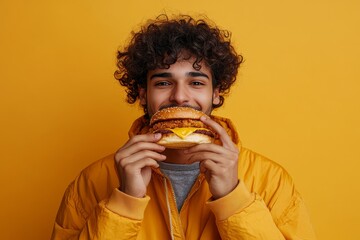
[115,133,166,198]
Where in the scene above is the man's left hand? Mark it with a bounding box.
[185,115,240,199]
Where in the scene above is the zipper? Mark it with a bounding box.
[163,177,175,240]
[180,175,204,212]
[163,176,186,240]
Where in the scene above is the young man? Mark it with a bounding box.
[52,15,316,239]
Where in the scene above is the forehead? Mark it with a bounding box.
[150,56,212,74]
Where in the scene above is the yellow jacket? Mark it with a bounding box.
[52,116,316,239]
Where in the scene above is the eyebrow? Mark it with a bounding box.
[187,72,209,79]
[149,72,172,80]
[149,71,209,80]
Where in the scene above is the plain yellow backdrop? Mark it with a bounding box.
[1,0,359,239]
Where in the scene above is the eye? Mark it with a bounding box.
[155,81,171,87]
[190,81,205,86]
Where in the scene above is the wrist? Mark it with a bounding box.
[212,179,239,200]
[106,188,150,220]
[119,185,146,198]
[207,180,255,220]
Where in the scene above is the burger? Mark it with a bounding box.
[149,107,215,149]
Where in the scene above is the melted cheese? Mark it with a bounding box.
[166,127,208,139]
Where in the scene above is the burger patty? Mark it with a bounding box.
[151,119,208,131]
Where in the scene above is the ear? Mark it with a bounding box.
[139,88,147,105]
[212,87,220,105]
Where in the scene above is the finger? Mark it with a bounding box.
[200,159,218,173]
[185,143,239,163]
[123,158,161,172]
[185,143,226,154]
[186,152,222,164]
[122,133,162,149]
[118,150,166,167]
[200,160,231,178]
[200,116,235,149]
[116,141,165,161]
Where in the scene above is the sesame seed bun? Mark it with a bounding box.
[150,106,206,125]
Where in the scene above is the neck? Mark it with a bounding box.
[163,148,192,164]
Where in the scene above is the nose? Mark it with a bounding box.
[169,83,190,105]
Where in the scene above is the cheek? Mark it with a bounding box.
[147,90,168,103]
[197,95,211,104]
[145,91,167,114]
[193,91,215,113]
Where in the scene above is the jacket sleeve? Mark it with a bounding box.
[51,183,150,240]
[206,180,317,240]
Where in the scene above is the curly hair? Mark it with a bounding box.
[114,14,243,112]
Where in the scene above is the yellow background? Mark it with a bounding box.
[1,0,359,239]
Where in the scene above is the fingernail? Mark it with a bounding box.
[154,133,161,139]
[200,115,207,121]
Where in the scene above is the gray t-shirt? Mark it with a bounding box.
[159,161,200,211]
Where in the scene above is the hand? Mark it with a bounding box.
[115,133,166,198]
[185,116,239,199]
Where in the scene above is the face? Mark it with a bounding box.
[139,57,220,118]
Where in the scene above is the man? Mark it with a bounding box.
[52,15,316,239]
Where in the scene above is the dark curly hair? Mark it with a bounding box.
[114,14,243,113]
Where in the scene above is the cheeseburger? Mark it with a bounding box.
[149,107,215,149]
